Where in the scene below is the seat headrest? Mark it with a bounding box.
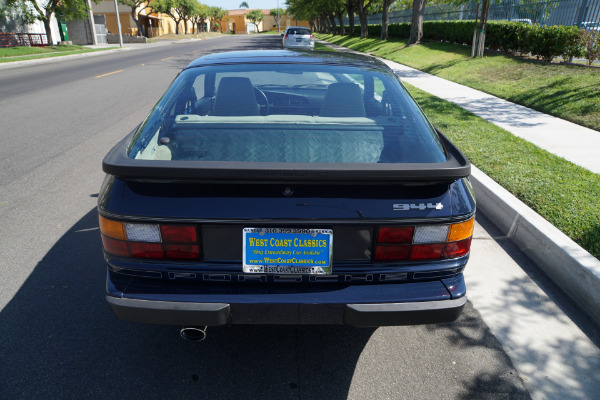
[320,82,366,117]
[213,77,260,116]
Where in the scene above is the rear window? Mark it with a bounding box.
[128,62,447,164]
[287,28,311,35]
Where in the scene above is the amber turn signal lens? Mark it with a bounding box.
[99,215,127,240]
[447,218,474,242]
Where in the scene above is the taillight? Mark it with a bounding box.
[99,215,200,260]
[310,35,314,38]
[375,218,474,261]
[284,33,289,38]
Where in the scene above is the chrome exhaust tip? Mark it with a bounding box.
[180,326,207,341]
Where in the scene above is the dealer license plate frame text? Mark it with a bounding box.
[243,228,333,274]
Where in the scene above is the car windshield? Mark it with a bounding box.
[128,62,447,164]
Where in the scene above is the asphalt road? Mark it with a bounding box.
[0,35,530,399]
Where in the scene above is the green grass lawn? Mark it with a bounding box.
[317,34,600,132]
[405,83,600,259]
[314,42,336,52]
[0,45,117,62]
[1,44,92,57]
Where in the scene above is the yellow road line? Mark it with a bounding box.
[95,70,123,78]
[161,56,174,60]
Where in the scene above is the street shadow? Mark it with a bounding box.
[0,206,538,400]
[0,208,375,400]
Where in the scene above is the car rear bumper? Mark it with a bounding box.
[107,295,467,327]
[106,272,467,327]
[283,42,314,49]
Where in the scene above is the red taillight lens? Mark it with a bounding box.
[99,215,200,261]
[444,237,472,258]
[284,33,288,38]
[164,244,200,260]
[374,218,474,262]
[377,227,414,244]
[129,242,164,259]
[411,244,445,260]
[310,35,314,38]
[375,245,410,261]
[161,225,197,243]
[102,235,130,257]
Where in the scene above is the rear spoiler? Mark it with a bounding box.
[103,129,470,183]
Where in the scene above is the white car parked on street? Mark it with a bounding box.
[282,26,315,50]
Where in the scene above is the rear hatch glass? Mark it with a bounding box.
[128,63,447,164]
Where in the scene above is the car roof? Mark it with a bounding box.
[184,50,387,70]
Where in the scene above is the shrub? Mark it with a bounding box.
[341,20,586,64]
[580,29,600,65]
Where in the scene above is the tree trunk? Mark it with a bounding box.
[43,17,54,45]
[477,0,490,57]
[321,16,328,33]
[336,11,345,36]
[174,17,180,34]
[131,8,142,36]
[346,1,355,36]
[381,0,393,40]
[329,14,337,35]
[471,3,479,57]
[407,0,425,45]
[357,0,368,39]
[43,8,55,45]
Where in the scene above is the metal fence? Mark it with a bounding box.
[345,0,600,28]
[0,32,48,48]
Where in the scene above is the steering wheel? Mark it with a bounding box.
[254,87,270,116]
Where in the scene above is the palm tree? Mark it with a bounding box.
[239,1,249,8]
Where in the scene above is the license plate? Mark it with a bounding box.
[243,228,333,274]
[296,38,303,42]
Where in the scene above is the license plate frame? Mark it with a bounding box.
[243,228,333,274]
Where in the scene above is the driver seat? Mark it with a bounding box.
[213,77,260,116]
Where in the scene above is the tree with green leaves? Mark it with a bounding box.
[247,9,264,32]
[4,0,91,44]
[207,6,226,32]
[119,0,152,36]
[286,0,323,32]
[239,1,248,8]
[191,1,209,33]
[153,0,197,34]
[270,8,284,33]
[1,0,36,32]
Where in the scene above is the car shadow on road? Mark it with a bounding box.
[0,208,375,400]
[0,208,532,400]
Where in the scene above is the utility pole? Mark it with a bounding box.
[113,0,124,47]
[277,0,280,34]
[87,0,97,45]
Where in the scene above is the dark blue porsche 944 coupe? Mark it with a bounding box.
[98,50,475,337]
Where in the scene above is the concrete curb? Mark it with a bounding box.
[471,165,600,326]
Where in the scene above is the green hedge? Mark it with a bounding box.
[342,21,586,62]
